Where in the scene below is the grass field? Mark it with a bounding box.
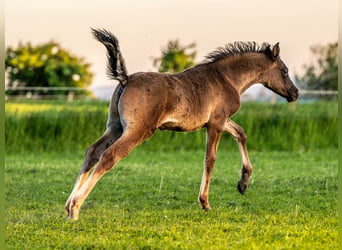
[6,149,337,249]
[5,100,338,249]
[5,100,338,152]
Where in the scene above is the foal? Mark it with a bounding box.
[65,29,298,220]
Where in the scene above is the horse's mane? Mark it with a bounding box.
[203,41,272,63]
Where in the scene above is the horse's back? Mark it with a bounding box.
[117,72,210,131]
[118,70,240,131]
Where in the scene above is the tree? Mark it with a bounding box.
[295,42,337,90]
[5,41,93,96]
[153,39,197,73]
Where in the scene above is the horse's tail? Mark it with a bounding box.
[91,28,128,86]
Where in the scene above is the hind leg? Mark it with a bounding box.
[67,128,154,220]
[224,119,253,194]
[65,119,122,215]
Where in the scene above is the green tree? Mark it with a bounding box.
[153,39,196,73]
[5,41,93,96]
[295,42,337,90]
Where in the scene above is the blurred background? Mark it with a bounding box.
[5,0,338,101]
[4,0,338,154]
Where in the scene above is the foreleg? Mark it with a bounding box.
[198,124,222,210]
[224,119,253,194]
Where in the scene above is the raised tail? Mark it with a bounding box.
[91,28,128,85]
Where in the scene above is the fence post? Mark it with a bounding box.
[270,94,276,105]
[26,91,32,99]
[67,91,74,102]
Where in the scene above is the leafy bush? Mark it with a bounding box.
[5,41,93,96]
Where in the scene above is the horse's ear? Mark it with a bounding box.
[272,42,280,60]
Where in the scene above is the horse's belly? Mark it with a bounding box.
[158,116,207,132]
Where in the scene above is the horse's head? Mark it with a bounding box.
[263,43,299,102]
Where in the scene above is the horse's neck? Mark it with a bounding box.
[215,54,271,96]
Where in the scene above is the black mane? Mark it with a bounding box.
[204,41,272,63]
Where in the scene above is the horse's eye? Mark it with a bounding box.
[282,68,288,75]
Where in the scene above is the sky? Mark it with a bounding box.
[5,0,338,97]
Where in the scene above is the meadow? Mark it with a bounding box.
[5,100,338,249]
[5,100,337,153]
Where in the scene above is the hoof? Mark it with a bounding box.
[65,205,70,215]
[67,215,78,220]
[65,199,80,220]
[201,204,212,211]
[198,197,212,210]
[66,211,79,220]
[237,180,248,195]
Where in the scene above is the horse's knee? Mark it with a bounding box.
[240,133,247,144]
[236,127,247,144]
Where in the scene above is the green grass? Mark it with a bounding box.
[5,100,338,153]
[6,148,337,249]
[5,100,337,248]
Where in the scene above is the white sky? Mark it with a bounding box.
[5,0,338,89]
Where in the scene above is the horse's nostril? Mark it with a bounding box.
[286,87,299,102]
[291,87,299,97]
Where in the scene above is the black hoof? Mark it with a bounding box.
[237,180,247,195]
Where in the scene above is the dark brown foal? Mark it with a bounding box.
[65,29,298,219]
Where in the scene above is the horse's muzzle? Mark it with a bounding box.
[287,87,299,102]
